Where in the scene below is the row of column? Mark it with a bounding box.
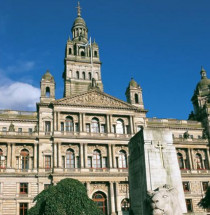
[53,143,126,169]
[54,112,135,134]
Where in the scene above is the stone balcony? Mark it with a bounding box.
[0,131,37,138]
[181,169,210,175]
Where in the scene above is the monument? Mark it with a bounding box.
[128,127,187,215]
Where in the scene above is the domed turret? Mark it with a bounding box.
[125,78,144,109]
[40,70,55,103]
[195,67,210,92]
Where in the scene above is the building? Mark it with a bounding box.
[0,3,209,215]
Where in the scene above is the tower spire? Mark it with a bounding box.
[76,1,82,17]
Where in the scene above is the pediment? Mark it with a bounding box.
[53,90,137,110]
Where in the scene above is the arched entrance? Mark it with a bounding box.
[92,192,107,214]
[121,198,130,214]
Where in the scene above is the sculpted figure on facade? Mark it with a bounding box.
[147,185,182,215]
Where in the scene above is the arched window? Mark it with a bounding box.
[121,198,130,213]
[91,118,99,133]
[116,119,124,134]
[177,153,184,169]
[88,72,92,80]
[94,51,98,57]
[46,87,50,98]
[93,150,101,168]
[82,72,86,80]
[118,150,127,168]
[81,51,85,56]
[65,116,74,132]
[66,149,75,168]
[20,149,29,171]
[76,71,79,79]
[68,48,72,55]
[92,192,107,214]
[135,93,139,104]
[195,153,203,169]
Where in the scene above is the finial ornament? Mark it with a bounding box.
[200,66,207,79]
[76,1,82,17]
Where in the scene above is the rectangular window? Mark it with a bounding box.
[19,203,28,215]
[44,184,51,190]
[183,182,190,192]
[75,123,79,132]
[198,135,201,139]
[100,124,105,133]
[88,156,92,168]
[2,127,7,132]
[202,182,209,192]
[62,156,65,168]
[18,128,22,133]
[45,156,51,170]
[179,134,182,138]
[125,125,130,134]
[45,121,51,133]
[20,183,28,195]
[86,124,90,133]
[102,157,107,168]
[28,128,32,134]
[186,199,193,212]
[61,122,64,132]
[16,157,19,169]
[190,135,193,139]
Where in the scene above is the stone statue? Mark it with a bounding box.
[9,123,15,132]
[147,185,182,215]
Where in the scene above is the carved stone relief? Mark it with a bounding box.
[177,149,187,159]
[89,183,108,194]
[15,145,33,156]
[61,144,79,156]
[119,183,129,194]
[87,145,107,156]
[115,146,128,155]
[0,145,7,156]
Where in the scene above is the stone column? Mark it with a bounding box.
[7,143,11,168]
[109,115,112,132]
[188,148,193,170]
[190,149,195,169]
[57,112,61,131]
[84,143,87,168]
[34,143,37,169]
[53,111,56,132]
[115,182,120,213]
[110,182,116,214]
[53,142,57,168]
[80,143,84,168]
[129,116,133,134]
[79,113,82,132]
[58,143,62,168]
[38,143,43,169]
[82,113,86,132]
[132,116,135,134]
[106,115,110,133]
[206,149,210,169]
[112,145,116,168]
[11,143,16,169]
[108,144,112,168]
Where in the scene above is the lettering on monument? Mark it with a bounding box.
[155,142,165,168]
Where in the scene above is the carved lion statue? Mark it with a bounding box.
[147,185,182,215]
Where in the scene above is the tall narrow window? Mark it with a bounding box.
[95,72,99,80]
[88,156,92,168]
[20,149,29,171]
[88,72,92,80]
[76,71,79,79]
[68,48,72,55]
[102,157,107,168]
[94,51,98,57]
[19,203,28,215]
[0,149,5,168]
[183,182,190,192]
[45,155,51,170]
[177,153,184,169]
[65,116,74,132]
[121,198,130,212]
[81,51,85,56]
[116,119,124,134]
[66,149,75,168]
[61,122,64,132]
[118,150,127,168]
[186,199,193,212]
[135,93,139,104]
[91,118,99,133]
[93,150,101,168]
[202,182,209,192]
[86,124,90,133]
[46,87,50,98]
[82,72,86,80]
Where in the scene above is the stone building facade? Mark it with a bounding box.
[0,3,209,215]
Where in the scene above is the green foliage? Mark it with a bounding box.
[28,178,103,215]
[198,186,210,209]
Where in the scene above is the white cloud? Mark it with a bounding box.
[3,60,35,73]
[0,81,40,111]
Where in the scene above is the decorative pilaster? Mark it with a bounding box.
[115,182,120,213]
[58,143,62,168]
[112,145,116,168]
[109,115,112,132]
[82,113,86,132]
[34,143,37,169]
[106,115,110,133]
[206,149,210,169]
[110,182,116,214]
[188,148,193,170]
[190,149,194,169]
[108,144,112,168]
[7,143,11,168]
[84,143,87,168]
[129,116,133,134]
[80,143,84,168]
[53,142,57,168]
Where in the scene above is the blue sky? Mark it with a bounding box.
[0,0,210,119]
